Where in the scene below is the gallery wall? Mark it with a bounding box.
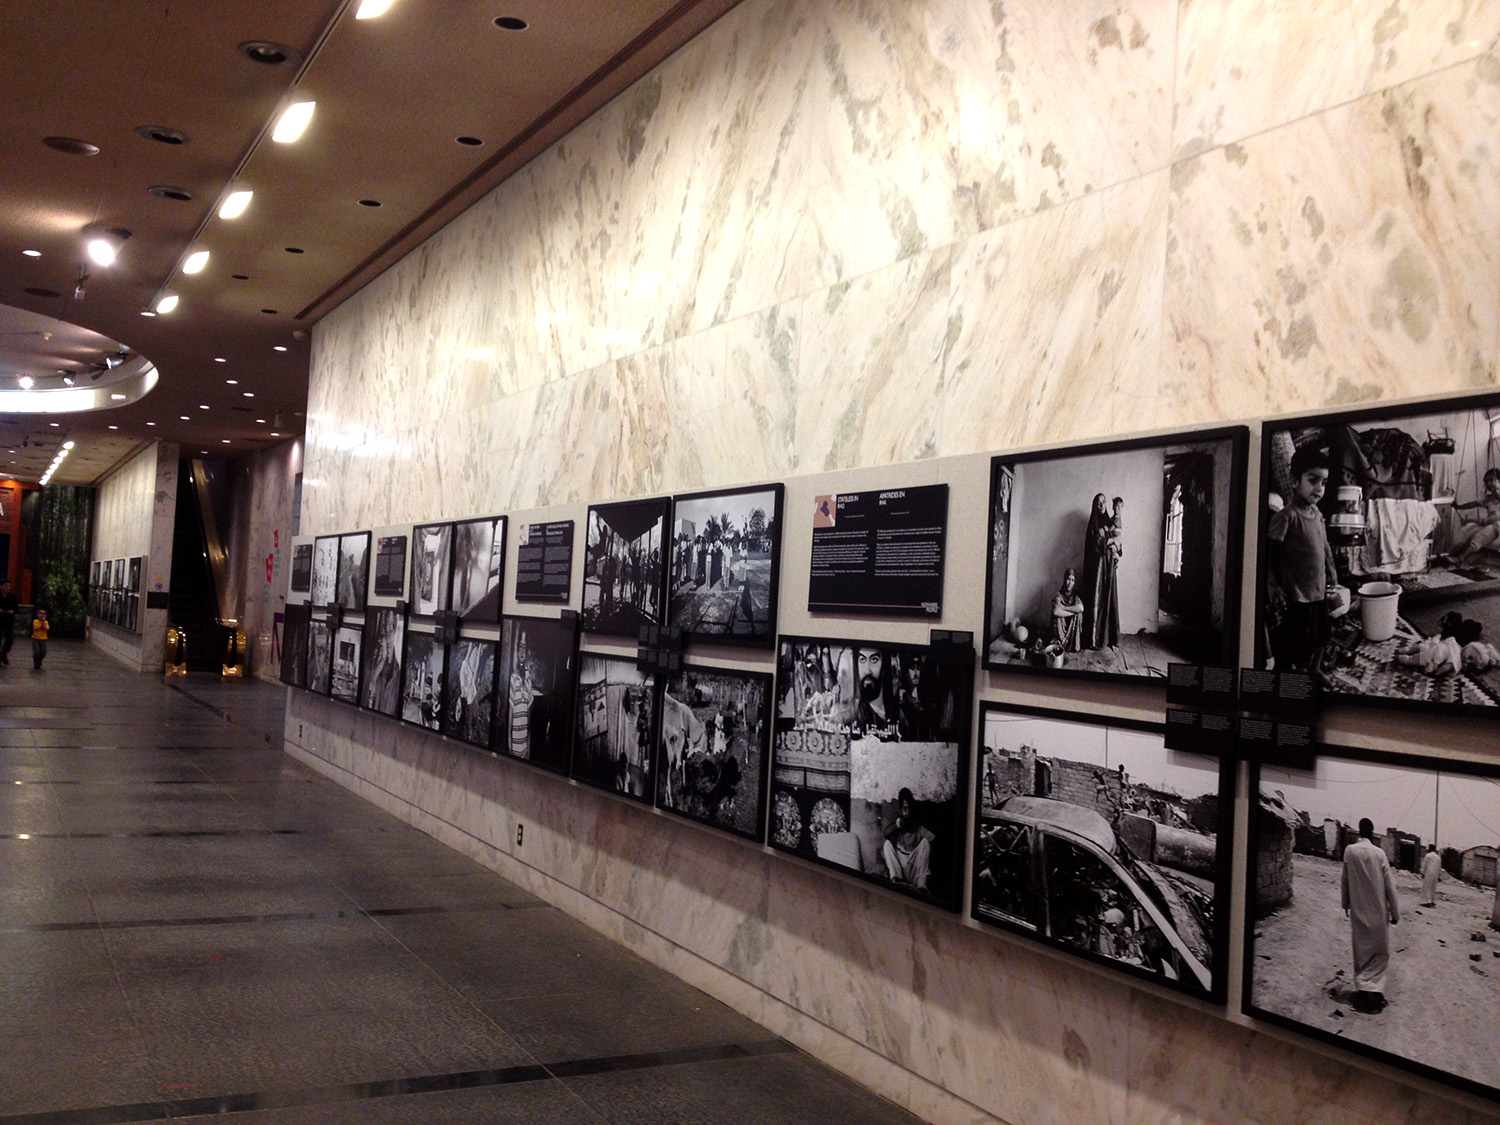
[221,439,302,680]
[297,1,1500,1123]
[89,441,177,671]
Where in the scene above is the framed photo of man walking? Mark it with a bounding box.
[1244,745,1500,1100]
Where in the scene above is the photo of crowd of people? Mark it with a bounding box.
[668,485,782,645]
[583,499,667,636]
[1249,750,1500,1094]
[400,631,444,731]
[337,531,369,611]
[1256,397,1500,711]
[442,638,496,747]
[985,431,1245,680]
[410,522,453,617]
[359,607,404,716]
[972,705,1228,997]
[771,638,970,909]
[495,615,577,775]
[573,653,657,802]
[452,516,505,623]
[657,666,771,841]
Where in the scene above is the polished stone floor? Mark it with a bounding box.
[0,641,920,1125]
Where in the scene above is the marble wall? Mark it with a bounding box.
[90,441,178,671]
[300,1,1500,1122]
[222,439,301,680]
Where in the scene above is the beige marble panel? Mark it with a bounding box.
[1175,0,1500,157]
[942,170,1169,454]
[1163,56,1500,427]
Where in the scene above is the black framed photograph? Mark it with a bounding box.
[1246,745,1500,1099]
[280,604,311,688]
[311,536,339,607]
[336,531,370,611]
[400,629,445,731]
[973,703,1233,1000]
[771,636,972,910]
[114,558,125,588]
[329,621,363,704]
[583,497,669,636]
[126,596,138,632]
[127,557,141,592]
[668,484,783,646]
[573,651,658,802]
[657,664,772,842]
[1255,393,1500,713]
[984,428,1248,682]
[495,614,578,775]
[291,542,313,594]
[306,616,334,695]
[451,515,506,623]
[442,638,497,747]
[373,533,408,600]
[359,607,405,716]
[410,522,453,617]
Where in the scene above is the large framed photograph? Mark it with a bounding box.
[400,629,445,731]
[494,614,578,775]
[583,498,669,636]
[657,664,772,842]
[336,531,370,612]
[280,604,311,688]
[290,541,314,598]
[410,522,454,617]
[1255,393,1500,714]
[359,607,405,716]
[306,616,334,695]
[329,621,363,704]
[573,652,658,802]
[973,703,1232,1000]
[451,515,506,623]
[1246,746,1500,1100]
[127,557,142,593]
[311,536,339,607]
[984,428,1248,682]
[668,484,783,646]
[372,531,408,601]
[442,638,497,747]
[770,636,972,910]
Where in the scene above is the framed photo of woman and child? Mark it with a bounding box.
[1253,392,1500,715]
[983,428,1249,683]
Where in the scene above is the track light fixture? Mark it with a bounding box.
[82,225,130,267]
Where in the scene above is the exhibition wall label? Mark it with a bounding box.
[808,484,948,616]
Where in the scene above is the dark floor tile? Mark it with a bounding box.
[0,839,103,925]
[0,728,38,747]
[0,1025,161,1116]
[158,1080,606,1124]
[562,1051,923,1125]
[54,783,267,834]
[0,785,60,834]
[330,869,539,912]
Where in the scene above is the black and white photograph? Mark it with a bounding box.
[442,638,497,747]
[573,652,658,802]
[311,536,339,607]
[1247,748,1500,1098]
[657,665,772,841]
[985,429,1247,681]
[771,637,971,910]
[114,559,125,588]
[668,484,782,646]
[306,616,334,695]
[127,556,141,592]
[373,533,408,599]
[973,704,1231,998]
[291,542,313,594]
[336,531,370,611]
[410,522,453,616]
[400,630,444,731]
[494,614,577,775]
[1255,393,1500,713]
[583,498,668,636]
[359,607,405,716]
[451,515,505,623]
[329,621,363,704]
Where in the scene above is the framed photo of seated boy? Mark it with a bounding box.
[972,702,1233,1002]
[983,427,1248,683]
[1254,392,1500,714]
[1245,744,1500,1101]
[770,636,972,911]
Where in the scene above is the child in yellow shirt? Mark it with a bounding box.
[30,608,48,669]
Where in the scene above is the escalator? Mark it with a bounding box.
[166,459,231,671]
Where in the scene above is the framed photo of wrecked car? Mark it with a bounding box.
[971,701,1234,1002]
[983,427,1248,685]
[1253,391,1500,717]
[1244,743,1500,1100]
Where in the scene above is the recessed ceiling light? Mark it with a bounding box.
[141,310,156,317]
[49,422,58,427]
[221,439,231,444]
[23,287,60,298]
[155,294,179,314]
[239,40,302,66]
[271,432,280,437]
[358,199,381,207]
[61,375,74,386]
[87,229,127,267]
[243,392,254,398]
[149,185,194,201]
[198,404,209,410]
[493,16,528,30]
[273,345,287,352]
[284,246,304,254]
[146,422,156,426]
[219,189,253,219]
[272,100,316,143]
[256,419,266,424]
[226,379,238,385]
[356,0,396,16]
[180,415,189,420]
[455,135,484,146]
[109,425,118,430]
[262,309,278,315]
[182,249,210,274]
[110,393,126,400]
[232,274,250,281]
[18,376,33,390]
[44,135,100,155]
[21,249,40,258]
[135,125,188,146]
[215,357,226,363]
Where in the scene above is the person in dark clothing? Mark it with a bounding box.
[0,581,17,665]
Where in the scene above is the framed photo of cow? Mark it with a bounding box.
[656,664,772,842]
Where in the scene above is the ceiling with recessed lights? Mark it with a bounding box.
[0,0,739,485]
